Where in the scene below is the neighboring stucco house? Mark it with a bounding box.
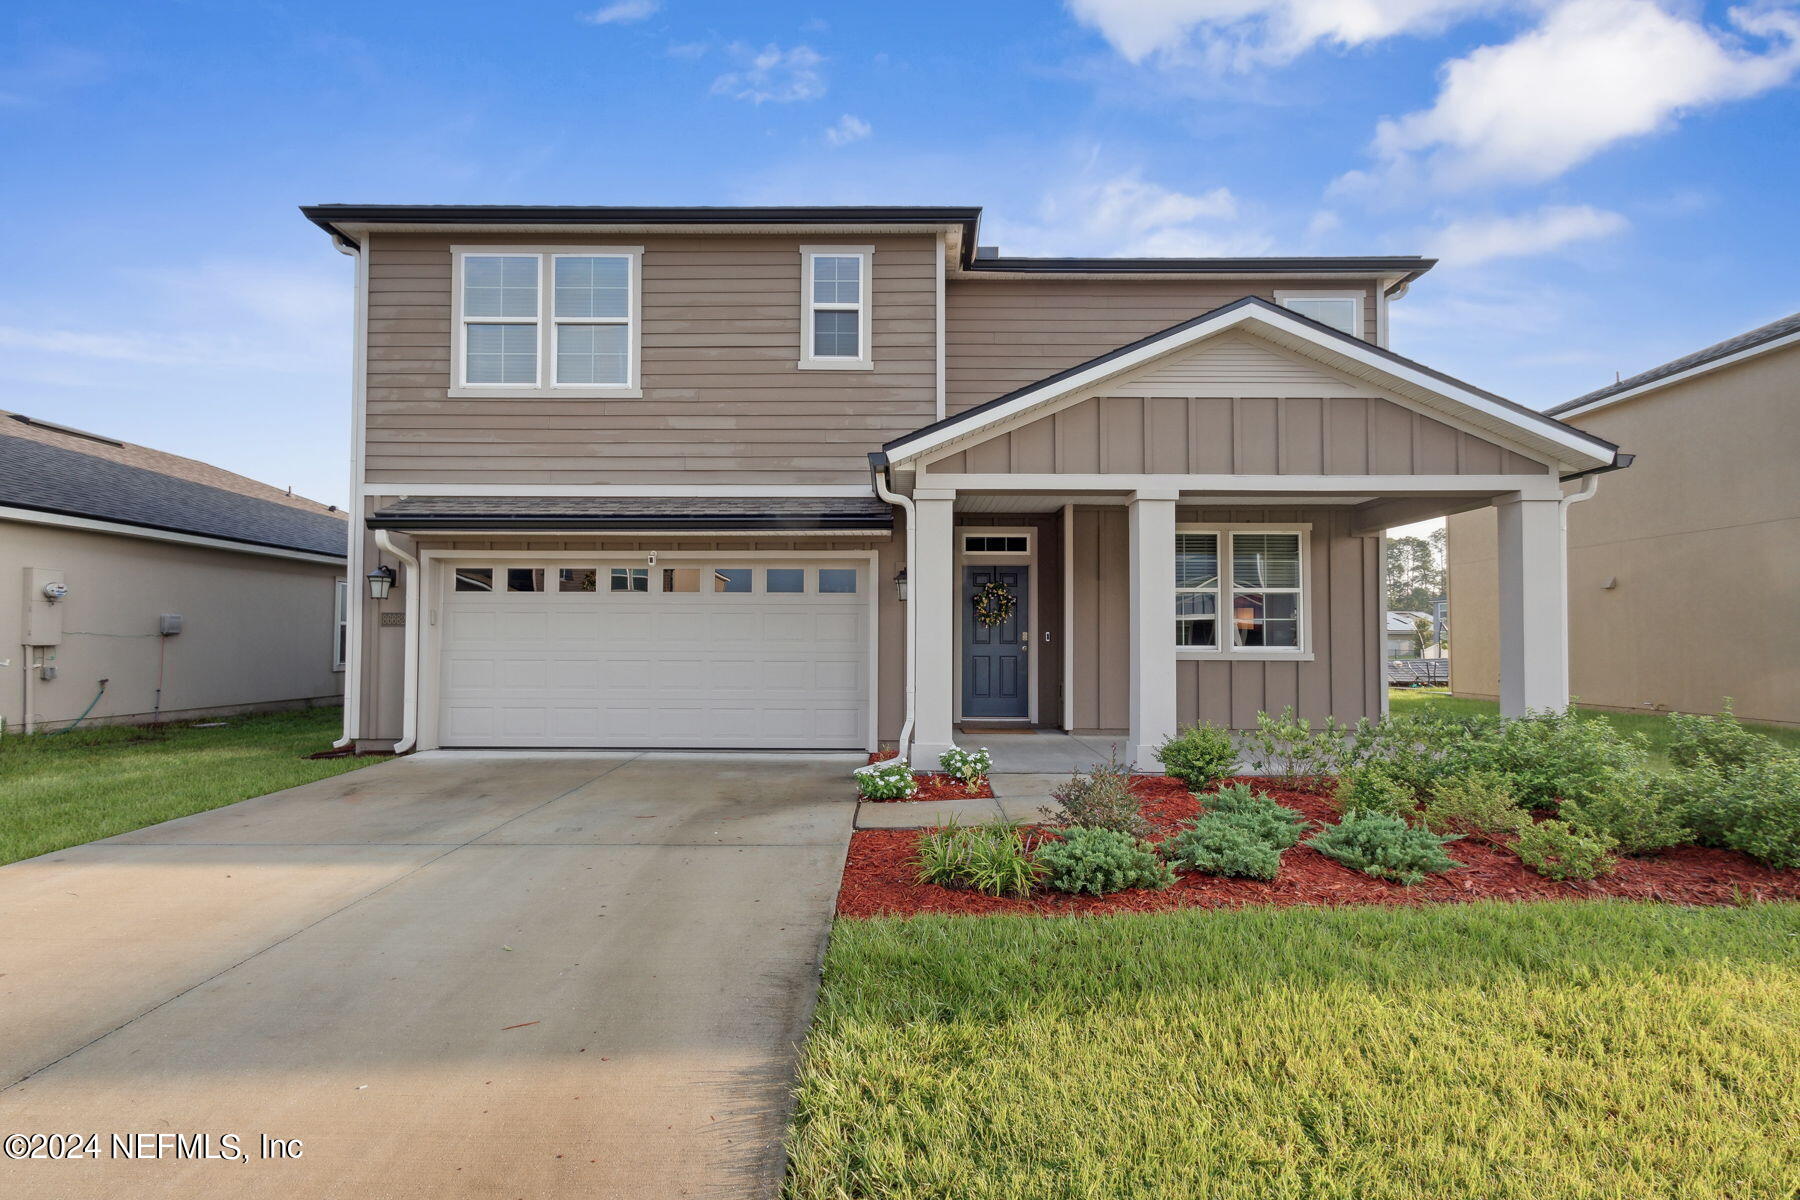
[302,205,1621,763]
[1448,311,1799,728]
[1385,611,1436,659]
[1,411,349,733]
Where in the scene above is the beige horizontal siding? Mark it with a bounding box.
[364,233,938,488]
[928,394,1545,475]
[946,277,1381,415]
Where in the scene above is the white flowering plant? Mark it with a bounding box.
[856,759,920,801]
[939,746,993,791]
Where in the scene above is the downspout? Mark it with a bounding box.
[331,232,368,749]
[374,529,420,754]
[1557,473,1602,704]
[869,453,916,762]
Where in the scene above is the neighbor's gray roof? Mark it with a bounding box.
[1550,310,1800,414]
[0,433,348,557]
[368,495,893,532]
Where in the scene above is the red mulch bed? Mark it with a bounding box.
[861,751,995,801]
[837,774,1800,918]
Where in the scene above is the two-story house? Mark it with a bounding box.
[302,205,1622,764]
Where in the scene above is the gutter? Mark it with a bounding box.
[1559,451,1635,484]
[363,514,893,533]
[867,452,915,763]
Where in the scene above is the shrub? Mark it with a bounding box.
[1343,712,1486,796]
[1202,782,1308,849]
[1419,771,1530,839]
[1515,819,1616,881]
[1165,814,1282,881]
[914,820,1041,897]
[1666,701,1779,772]
[1558,778,1689,855]
[1242,707,1351,785]
[1034,826,1174,896]
[1331,762,1416,819]
[938,746,993,791]
[1446,708,1647,809]
[1668,752,1800,869]
[1043,754,1150,839]
[1306,812,1460,885]
[856,759,918,801]
[1155,722,1238,791]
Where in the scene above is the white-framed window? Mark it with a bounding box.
[333,579,349,671]
[452,246,642,396]
[963,533,1030,555]
[1176,526,1310,657]
[1275,291,1363,338]
[799,245,873,369]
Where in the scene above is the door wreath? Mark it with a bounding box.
[972,579,1017,628]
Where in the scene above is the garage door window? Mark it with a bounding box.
[559,568,598,593]
[818,568,857,594]
[506,568,544,592]
[454,568,494,592]
[609,568,649,593]
[766,568,804,593]
[713,568,752,593]
[663,568,701,593]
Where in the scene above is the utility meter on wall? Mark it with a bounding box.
[42,581,69,602]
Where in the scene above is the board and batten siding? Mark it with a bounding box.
[364,233,939,488]
[1069,506,1382,733]
[945,278,1381,416]
[926,394,1547,476]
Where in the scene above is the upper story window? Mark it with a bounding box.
[800,246,873,370]
[453,247,642,397]
[1276,291,1363,338]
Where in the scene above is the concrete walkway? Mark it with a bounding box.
[0,751,857,1199]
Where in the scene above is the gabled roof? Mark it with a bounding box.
[880,296,1619,473]
[1550,309,1800,419]
[0,417,347,558]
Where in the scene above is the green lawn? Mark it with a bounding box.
[1389,688,1800,767]
[786,902,1800,1200]
[0,707,374,865]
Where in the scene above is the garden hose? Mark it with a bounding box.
[50,678,108,735]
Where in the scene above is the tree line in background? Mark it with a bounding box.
[1386,527,1446,613]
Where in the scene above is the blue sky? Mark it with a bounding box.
[3,0,1797,506]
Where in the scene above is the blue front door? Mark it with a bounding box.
[962,565,1029,719]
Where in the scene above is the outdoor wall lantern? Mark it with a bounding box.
[366,564,397,600]
[894,567,908,602]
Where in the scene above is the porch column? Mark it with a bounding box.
[1128,490,1178,767]
[910,490,958,766]
[1495,495,1568,715]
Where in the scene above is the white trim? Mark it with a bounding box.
[883,303,1613,468]
[375,528,421,754]
[387,528,891,539]
[363,483,878,498]
[1173,523,1313,661]
[1275,290,1364,339]
[917,472,1566,499]
[953,525,1038,726]
[934,232,947,421]
[333,578,349,672]
[341,231,371,747]
[450,245,643,397]
[1061,503,1074,731]
[415,547,880,753]
[1128,494,1178,765]
[1375,289,1389,349]
[0,505,347,565]
[799,245,874,370]
[1552,328,1800,419]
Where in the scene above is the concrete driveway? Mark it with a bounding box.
[0,751,857,1199]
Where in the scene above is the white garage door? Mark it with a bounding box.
[436,560,871,749]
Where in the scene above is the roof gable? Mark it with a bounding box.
[884,296,1617,473]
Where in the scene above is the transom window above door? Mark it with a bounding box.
[453,247,642,397]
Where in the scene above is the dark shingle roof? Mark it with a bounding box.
[368,495,892,532]
[0,434,348,557]
[1550,310,1800,414]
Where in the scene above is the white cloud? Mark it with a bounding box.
[1066,0,1514,67]
[824,113,872,146]
[710,43,826,103]
[1370,0,1800,188]
[989,170,1263,257]
[1424,204,1628,266]
[579,0,660,25]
